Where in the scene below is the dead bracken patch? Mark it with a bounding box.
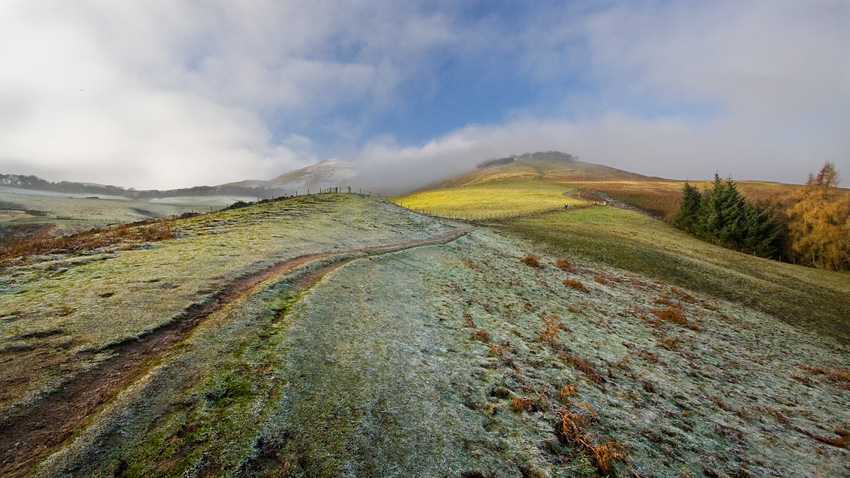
[470,328,490,343]
[648,304,701,331]
[651,304,687,325]
[555,400,627,475]
[511,396,535,412]
[556,384,578,402]
[799,365,850,390]
[556,258,576,272]
[562,278,588,293]
[560,352,606,388]
[522,253,542,268]
[794,426,850,448]
[593,275,609,285]
[539,315,563,345]
[0,220,176,265]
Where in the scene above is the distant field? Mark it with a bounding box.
[392,180,590,219]
[501,206,850,339]
[0,190,238,245]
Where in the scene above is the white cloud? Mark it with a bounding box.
[356,0,850,189]
[0,0,847,190]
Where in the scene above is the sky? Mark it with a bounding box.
[1,0,848,190]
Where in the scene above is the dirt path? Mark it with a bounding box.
[0,226,472,478]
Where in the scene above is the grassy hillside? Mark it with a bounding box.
[2,174,848,477]
[501,206,850,340]
[395,157,804,220]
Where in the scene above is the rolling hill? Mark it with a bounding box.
[397,151,805,220]
[0,156,848,477]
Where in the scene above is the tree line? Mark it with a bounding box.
[673,175,780,258]
[672,162,850,271]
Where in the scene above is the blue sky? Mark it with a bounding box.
[1,0,848,190]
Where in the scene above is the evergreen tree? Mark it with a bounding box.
[698,175,746,247]
[740,202,780,258]
[673,173,781,259]
[673,181,702,233]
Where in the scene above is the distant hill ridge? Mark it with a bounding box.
[476,151,576,169]
[0,159,357,200]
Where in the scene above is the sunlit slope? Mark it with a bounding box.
[396,157,805,219]
[393,159,620,218]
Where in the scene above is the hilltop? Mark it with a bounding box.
[227,158,357,194]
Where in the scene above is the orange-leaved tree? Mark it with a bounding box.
[786,162,850,271]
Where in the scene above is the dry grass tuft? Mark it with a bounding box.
[560,352,606,388]
[562,278,589,293]
[539,315,563,345]
[556,258,576,272]
[522,253,541,268]
[469,328,490,343]
[511,396,536,412]
[556,384,578,402]
[651,305,687,325]
[593,275,610,285]
[799,365,850,389]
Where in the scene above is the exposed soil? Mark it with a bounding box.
[0,226,471,478]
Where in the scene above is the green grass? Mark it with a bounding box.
[392,180,588,219]
[500,206,850,340]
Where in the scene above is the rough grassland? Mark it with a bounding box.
[3,192,849,477]
[0,194,454,413]
[35,227,849,477]
[502,206,850,341]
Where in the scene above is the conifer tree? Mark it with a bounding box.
[673,173,780,259]
[740,202,780,258]
[673,181,702,233]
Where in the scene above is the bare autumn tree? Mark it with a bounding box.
[786,162,850,271]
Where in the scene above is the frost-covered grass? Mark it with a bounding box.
[392,180,588,219]
[0,189,203,239]
[502,206,850,340]
[36,226,850,477]
[0,194,455,412]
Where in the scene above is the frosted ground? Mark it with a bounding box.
[6,196,844,477]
